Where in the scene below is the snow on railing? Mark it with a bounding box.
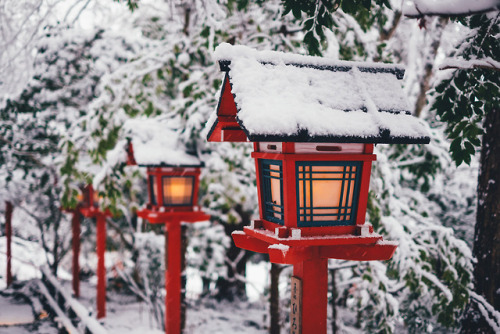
[38,266,107,334]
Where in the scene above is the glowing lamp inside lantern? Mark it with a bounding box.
[163,176,194,206]
[145,167,200,211]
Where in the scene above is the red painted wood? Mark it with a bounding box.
[72,210,81,298]
[218,75,237,116]
[254,159,265,220]
[282,142,295,154]
[156,168,164,207]
[222,129,248,142]
[137,210,209,224]
[232,231,270,254]
[283,156,298,229]
[364,143,374,154]
[5,201,13,287]
[318,243,397,261]
[96,213,106,319]
[251,152,376,162]
[293,258,328,334]
[268,246,313,264]
[243,226,382,247]
[355,159,374,226]
[165,221,182,334]
[126,141,137,165]
[257,219,356,236]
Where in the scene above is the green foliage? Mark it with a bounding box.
[281,0,391,55]
[431,14,500,166]
[114,0,140,12]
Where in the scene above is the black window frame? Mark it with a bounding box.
[296,161,362,227]
[149,175,157,206]
[260,159,284,225]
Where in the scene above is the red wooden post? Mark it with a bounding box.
[72,210,81,297]
[96,213,106,319]
[293,258,328,334]
[165,221,182,334]
[5,201,13,287]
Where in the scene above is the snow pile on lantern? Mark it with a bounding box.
[124,117,201,167]
[125,116,208,223]
[207,43,430,264]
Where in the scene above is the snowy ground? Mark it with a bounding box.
[60,266,269,334]
[0,236,360,333]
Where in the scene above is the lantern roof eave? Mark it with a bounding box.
[137,161,204,168]
[206,44,431,145]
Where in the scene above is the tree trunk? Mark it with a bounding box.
[462,107,500,333]
[270,263,283,334]
[414,17,448,117]
[5,201,13,286]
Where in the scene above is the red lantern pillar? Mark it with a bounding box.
[293,258,328,334]
[72,209,81,298]
[165,220,182,334]
[96,213,107,319]
[5,201,13,287]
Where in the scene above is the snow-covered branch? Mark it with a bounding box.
[403,0,500,18]
[439,57,500,71]
[470,291,500,332]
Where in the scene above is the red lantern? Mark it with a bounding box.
[127,132,209,334]
[137,166,207,224]
[78,184,111,319]
[207,44,430,334]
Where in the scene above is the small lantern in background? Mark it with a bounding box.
[207,44,430,334]
[126,118,210,334]
[78,184,111,319]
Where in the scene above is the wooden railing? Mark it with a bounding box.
[37,266,107,334]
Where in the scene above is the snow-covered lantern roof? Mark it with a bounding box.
[207,44,430,263]
[125,117,208,224]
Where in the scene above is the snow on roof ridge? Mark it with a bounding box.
[124,116,201,167]
[214,43,406,75]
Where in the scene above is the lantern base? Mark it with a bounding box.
[232,224,397,264]
[137,208,210,224]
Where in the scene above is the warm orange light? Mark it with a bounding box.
[163,177,194,205]
[93,191,100,207]
[298,165,357,222]
[269,165,282,220]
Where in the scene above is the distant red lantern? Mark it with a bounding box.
[137,166,207,224]
[207,44,430,334]
[78,184,111,319]
[61,184,102,300]
[127,132,209,334]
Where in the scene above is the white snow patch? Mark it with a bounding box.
[124,117,201,166]
[210,44,429,141]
